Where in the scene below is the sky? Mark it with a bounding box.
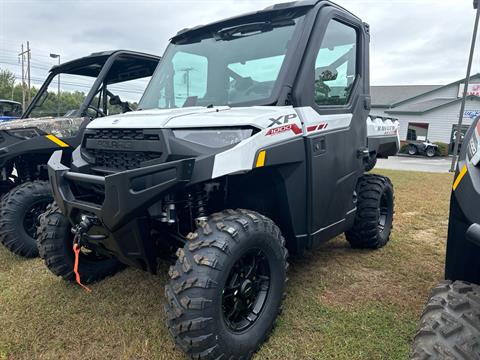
[0,0,479,92]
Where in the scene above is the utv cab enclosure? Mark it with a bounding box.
[0,100,22,122]
[0,50,159,258]
[41,2,395,359]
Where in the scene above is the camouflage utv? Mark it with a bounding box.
[0,50,159,257]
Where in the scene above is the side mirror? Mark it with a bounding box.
[320,69,338,82]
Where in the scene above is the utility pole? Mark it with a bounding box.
[18,43,31,112]
[27,41,31,104]
[18,44,25,112]
[450,0,480,172]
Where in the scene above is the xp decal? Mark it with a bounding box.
[268,113,298,127]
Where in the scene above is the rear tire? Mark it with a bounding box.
[0,181,52,258]
[408,145,418,156]
[411,280,480,359]
[37,203,125,284]
[165,209,288,360]
[345,174,394,249]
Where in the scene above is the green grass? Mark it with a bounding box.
[0,169,453,359]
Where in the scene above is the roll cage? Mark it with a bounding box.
[22,50,160,119]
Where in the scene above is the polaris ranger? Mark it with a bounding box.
[40,2,397,358]
[410,115,480,359]
[0,100,22,122]
[0,50,159,257]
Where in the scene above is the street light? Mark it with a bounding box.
[50,53,61,117]
[450,0,480,172]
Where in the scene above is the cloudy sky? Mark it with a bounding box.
[0,0,479,90]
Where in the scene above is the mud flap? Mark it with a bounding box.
[445,194,480,283]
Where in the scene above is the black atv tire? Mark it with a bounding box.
[37,203,125,284]
[345,174,394,249]
[408,145,418,156]
[411,280,480,359]
[426,147,436,158]
[165,209,288,360]
[0,181,52,258]
[365,153,378,172]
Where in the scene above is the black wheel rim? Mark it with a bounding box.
[222,248,271,332]
[23,200,50,238]
[378,192,390,233]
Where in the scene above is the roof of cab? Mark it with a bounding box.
[48,50,160,82]
[172,0,358,42]
[0,99,21,105]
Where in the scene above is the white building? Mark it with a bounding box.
[371,74,480,152]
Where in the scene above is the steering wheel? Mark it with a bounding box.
[87,105,106,117]
[245,83,272,96]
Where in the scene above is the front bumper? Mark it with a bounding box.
[48,150,195,271]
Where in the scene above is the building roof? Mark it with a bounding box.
[370,85,441,107]
[385,95,480,115]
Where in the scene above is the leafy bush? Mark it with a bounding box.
[399,143,409,154]
[434,142,449,157]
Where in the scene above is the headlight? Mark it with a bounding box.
[172,128,254,148]
[6,127,44,140]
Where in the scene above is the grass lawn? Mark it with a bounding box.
[0,169,453,360]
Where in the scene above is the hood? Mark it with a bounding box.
[87,106,296,130]
[0,116,86,138]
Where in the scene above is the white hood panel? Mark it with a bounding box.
[87,106,296,130]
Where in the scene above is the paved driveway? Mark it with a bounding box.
[376,155,453,173]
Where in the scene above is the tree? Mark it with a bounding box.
[0,68,16,100]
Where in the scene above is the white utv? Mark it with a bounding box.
[39,1,398,358]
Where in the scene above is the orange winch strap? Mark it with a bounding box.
[73,243,92,293]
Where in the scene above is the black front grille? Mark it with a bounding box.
[87,149,160,170]
[85,129,160,141]
[83,129,164,171]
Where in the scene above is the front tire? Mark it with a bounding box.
[346,174,394,249]
[37,203,125,284]
[408,145,418,156]
[411,281,480,359]
[0,181,52,258]
[426,147,436,158]
[165,209,288,360]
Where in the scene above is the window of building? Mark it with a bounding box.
[314,20,357,106]
[407,123,429,141]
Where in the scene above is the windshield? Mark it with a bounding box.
[0,101,22,117]
[139,12,306,110]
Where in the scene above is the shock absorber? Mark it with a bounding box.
[194,188,208,224]
[160,195,177,224]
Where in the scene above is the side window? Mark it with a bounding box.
[314,20,357,106]
[171,52,208,107]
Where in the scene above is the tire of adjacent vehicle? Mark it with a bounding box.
[409,145,418,155]
[0,181,52,258]
[345,174,394,249]
[364,153,378,172]
[411,280,480,360]
[165,209,288,360]
[37,203,125,284]
[426,147,436,158]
